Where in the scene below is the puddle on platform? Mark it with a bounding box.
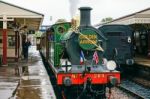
[0,46,56,99]
[15,85,56,99]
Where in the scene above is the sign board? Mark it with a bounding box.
[79,29,97,50]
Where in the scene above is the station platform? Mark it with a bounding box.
[134,56,150,67]
[0,46,56,99]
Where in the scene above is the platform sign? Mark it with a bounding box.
[79,29,97,50]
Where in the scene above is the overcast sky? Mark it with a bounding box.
[3,0,150,25]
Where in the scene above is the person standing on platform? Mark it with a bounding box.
[23,38,31,61]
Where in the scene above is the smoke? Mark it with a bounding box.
[69,0,79,18]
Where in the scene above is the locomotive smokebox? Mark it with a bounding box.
[79,7,92,27]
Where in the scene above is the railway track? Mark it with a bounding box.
[118,80,150,99]
[42,54,150,99]
[131,77,150,89]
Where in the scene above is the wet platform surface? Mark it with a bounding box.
[0,46,56,99]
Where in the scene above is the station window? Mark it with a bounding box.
[0,39,2,43]
[8,36,15,48]
[0,21,2,28]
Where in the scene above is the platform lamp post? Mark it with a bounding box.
[50,16,52,25]
[0,14,14,66]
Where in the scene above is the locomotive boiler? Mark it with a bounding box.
[40,7,120,99]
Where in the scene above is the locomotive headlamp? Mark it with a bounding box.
[106,60,116,71]
[128,36,131,43]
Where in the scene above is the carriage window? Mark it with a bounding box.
[107,32,122,36]
[48,28,54,41]
[48,32,54,41]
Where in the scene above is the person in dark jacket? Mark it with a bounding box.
[23,39,31,61]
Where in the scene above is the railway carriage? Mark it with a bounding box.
[40,7,120,99]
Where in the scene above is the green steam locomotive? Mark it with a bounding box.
[40,7,120,99]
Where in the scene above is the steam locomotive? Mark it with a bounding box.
[98,25,134,66]
[40,7,120,99]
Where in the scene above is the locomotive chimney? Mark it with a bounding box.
[79,7,92,27]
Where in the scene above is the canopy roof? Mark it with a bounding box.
[0,1,44,30]
[108,7,150,25]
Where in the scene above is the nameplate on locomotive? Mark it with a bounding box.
[79,29,97,50]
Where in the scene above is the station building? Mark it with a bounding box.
[0,1,44,65]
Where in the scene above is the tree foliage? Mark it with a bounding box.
[101,17,113,23]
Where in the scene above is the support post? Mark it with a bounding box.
[148,31,150,58]
[0,15,14,65]
[2,29,7,65]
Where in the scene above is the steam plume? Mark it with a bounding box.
[69,0,79,18]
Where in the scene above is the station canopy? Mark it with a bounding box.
[0,1,44,30]
[108,7,150,26]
